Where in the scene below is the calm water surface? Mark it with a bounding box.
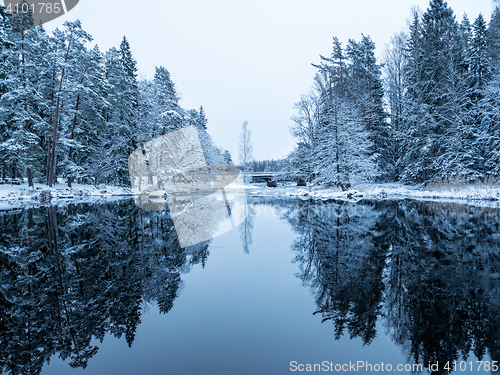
[0,198,499,375]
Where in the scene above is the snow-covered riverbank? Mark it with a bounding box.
[0,182,132,210]
[2,181,500,210]
[247,182,500,208]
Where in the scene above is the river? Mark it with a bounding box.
[0,197,498,374]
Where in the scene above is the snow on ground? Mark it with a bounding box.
[3,179,500,210]
[246,182,500,208]
[0,181,132,210]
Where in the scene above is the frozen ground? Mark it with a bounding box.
[0,181,132,210]
[2,180,500,210]
[246,182,500,209]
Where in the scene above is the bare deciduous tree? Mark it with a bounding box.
[382,31,407,132]
[238,121,253,172]
[290,92,320,148]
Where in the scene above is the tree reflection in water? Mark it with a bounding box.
[0,201,209,375]
[277,199,500,373]
[1,199,500,374]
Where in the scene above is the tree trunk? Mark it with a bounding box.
[67,68,88,188]
[20,29,34,188]
[48,40,72,187]
[27,167,33,188]
[46,137,51,185]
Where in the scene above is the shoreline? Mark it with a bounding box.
[0,182,133,210]
[2,181,500,211]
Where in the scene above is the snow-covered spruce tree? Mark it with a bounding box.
[223,150,232,163]
[288,142,314,182]
[459,14,473,55]
[197,105,207,130]
[480,66,500,176]
[118,36,140,142]
[96,45,139,186]
[458,14,492,179]
[138,66,182,144]
[187,107,223,164]
[488,6,500,68]
[346,35,392,180]
[480,8,500,178]
[399,1,473,184]
[397,10,426,183]
[468,15,491,106]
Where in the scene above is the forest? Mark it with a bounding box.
[290,0,500,188]
[2,0,500,192]
[0,2,229,188]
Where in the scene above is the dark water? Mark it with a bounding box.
[1,198,499,375]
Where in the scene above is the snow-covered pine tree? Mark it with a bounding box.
[46,20,92,186]
[7,0,33,33]
[0,4,15,179]
[0,22,50,186]
[64,44,108,185]
[47,21,99,187]
[310,38,350,188]
[298,36,379,189]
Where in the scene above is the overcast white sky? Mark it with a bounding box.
[45,0,496,162]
